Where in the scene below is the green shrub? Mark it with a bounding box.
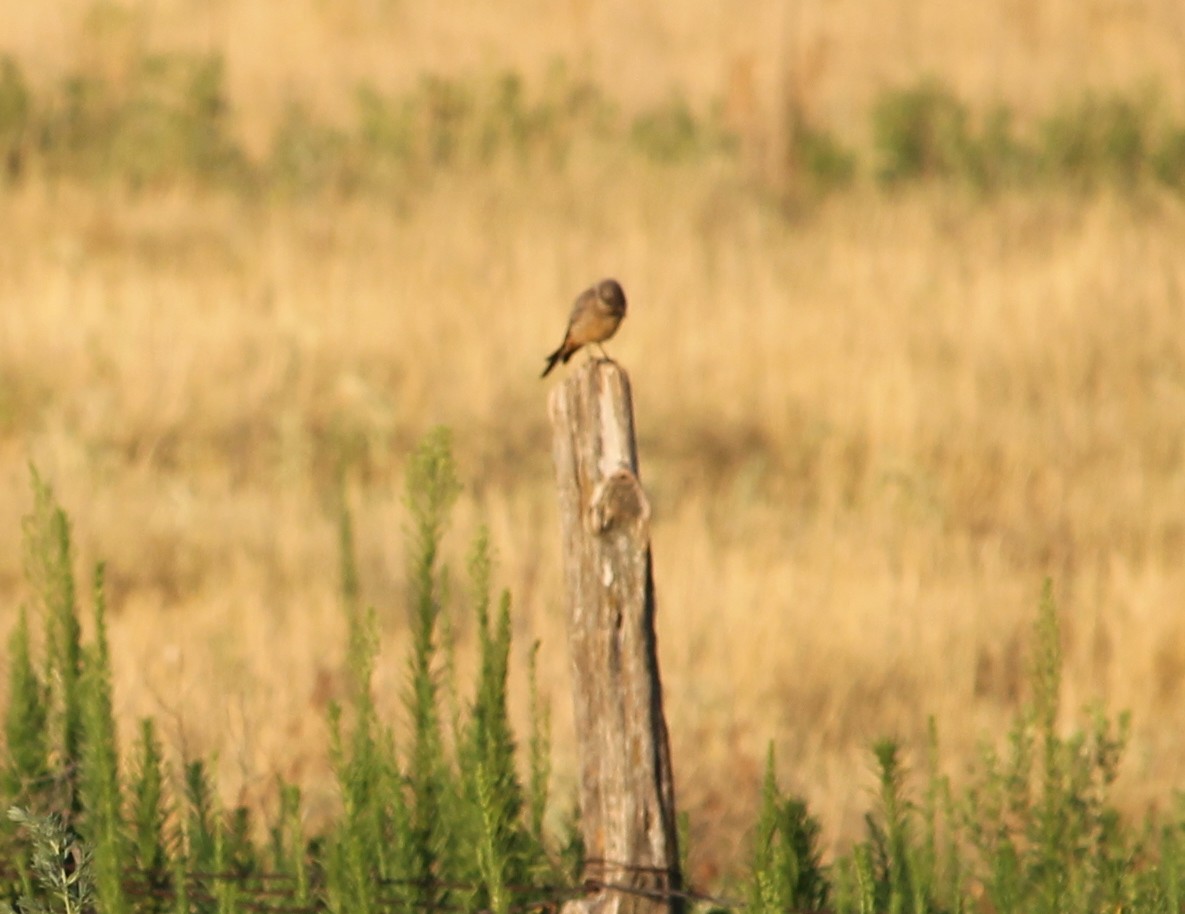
[8,44,1185,199]
[631,95,702,161]
[791,117,857,193]
[108,53,241,186]
[1152,125,1185,189]
[631,94,731,163]
[872,80,976,183]
[1039,93,1155,187]
[355,68,617,180]
[970,105,1035,188]
[34,51,248,189]
[355,83,415,184]
[0,55,30,180]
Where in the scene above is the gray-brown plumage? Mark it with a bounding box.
[541,278,628,378]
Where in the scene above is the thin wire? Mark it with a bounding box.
[4,858,752,912]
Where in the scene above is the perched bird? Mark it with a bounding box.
[541,278,628,378]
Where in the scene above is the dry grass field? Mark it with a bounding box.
[2,0,1185,887]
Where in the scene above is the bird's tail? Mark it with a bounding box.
[541,346,564,378]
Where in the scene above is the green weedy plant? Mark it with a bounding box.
[211,815,241,914]
[460,529,546,914]
[526,640,553,849]
[127,719,171,909]
[168,829,189,914]
[22,469,85,817]
[269,781,310,905]
[2,606,50,818]
[178,763,260,912]
[962,581,1140,914]
[329,464,407,914]
[831,740,940,914]
[747,746,829,914]
[224,806,258,878]
[324,431,563,914]
[921,718,963,911]
[824,582,1184,914]
[324,428,568,914]
[5,472,146,909]
[1157,807,1185,913]
[1,443,572,912]
[181,759,218,882]
[403,427,464,911]
[877,739,943,914]
[6,807,93,914]
[325,615,404,914]
[77,564,130,914]
[324,459,411,914]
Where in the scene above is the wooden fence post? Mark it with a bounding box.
[548,360,683,914]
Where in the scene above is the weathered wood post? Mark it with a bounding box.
[548,360,683,914]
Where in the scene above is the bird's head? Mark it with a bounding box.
[596,278,627,315]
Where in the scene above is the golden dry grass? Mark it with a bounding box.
[2,0,1185,887]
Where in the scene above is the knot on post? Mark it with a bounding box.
[588,468,651,536]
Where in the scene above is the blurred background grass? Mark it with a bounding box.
[1,0,1184,886]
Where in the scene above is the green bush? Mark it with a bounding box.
[0,55,30,181]
[1153,126,1185,188]
[970,105,1035,188]
[5,47,1185,198]
[34,51,248,189]
[791,118,857,193]
[631,94,708,162]
[872,80,976,183]
[357,68,618,177]
[1039,93,1154,187]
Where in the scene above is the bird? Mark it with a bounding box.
[541,278,628,378]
